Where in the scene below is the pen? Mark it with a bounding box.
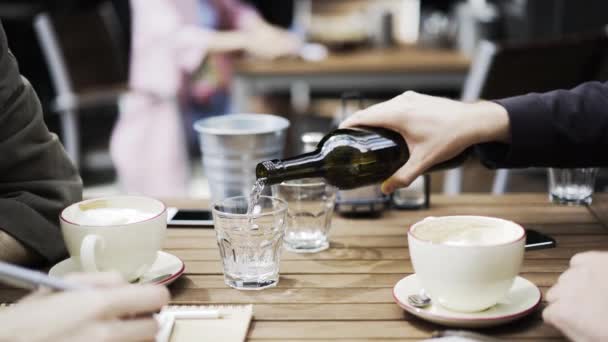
[0,260,85,291]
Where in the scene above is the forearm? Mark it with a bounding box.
[174,26,249,75]
[205,30,248,54]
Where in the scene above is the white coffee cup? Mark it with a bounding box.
[408,215,525,312]
[60,196,167,281]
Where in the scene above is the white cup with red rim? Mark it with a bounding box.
[60,196,167,281]
[408,215,526,313]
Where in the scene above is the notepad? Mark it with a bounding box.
[166,305,253,342]
[2,303,254,342]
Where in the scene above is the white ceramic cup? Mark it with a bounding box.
[408,216,525,312]
[60,196,167,281]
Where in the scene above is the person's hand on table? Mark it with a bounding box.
[0,272,169,342]
[340,91,511,194]
[544,251,608,342]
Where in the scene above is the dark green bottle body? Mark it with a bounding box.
[256,127,468,189]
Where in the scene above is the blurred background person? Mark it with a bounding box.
[110,0,300,197]
[183,0,301,155]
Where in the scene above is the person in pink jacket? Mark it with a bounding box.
[111,0,299,197]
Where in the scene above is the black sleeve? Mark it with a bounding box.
[477,81,608,169]
[0,22,82,264]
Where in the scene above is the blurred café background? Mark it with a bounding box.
[2,0,608,198]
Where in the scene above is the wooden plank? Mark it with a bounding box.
[165,234,608,249]
[431,194,555,206]
[524,247,607,260]
[170,287,393,304]
[252,304,405,321]
[524,223,606,235]
[181,259,571,275]
[170,286,553,304]
[235,47,470,75]
[168,248,415,261]
[172,274,405,289]
[162,194,565,210]
[250,304,550,323]
[168,245,604,261]
[0,273,559,292]
[170,273,560,290]
[166,222,606,238]
[588,194,608,229]
[246,319,562,339]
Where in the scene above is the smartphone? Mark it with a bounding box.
[167,208,214,227]
[525,229,556,250]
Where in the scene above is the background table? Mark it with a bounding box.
[3,193,608,340]
[232,46,470,112]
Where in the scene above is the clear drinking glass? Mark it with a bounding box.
[212,196,287,290]
[272,178,337,253]
[548,168,598,205]
[391,175,427,209]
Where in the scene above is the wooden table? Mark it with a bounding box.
[232,46,470,112]
[3,193,608,340]
[168,194,608,341]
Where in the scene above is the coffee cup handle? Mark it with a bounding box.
[81,234,104,273]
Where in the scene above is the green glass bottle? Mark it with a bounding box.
[256,127,469,189]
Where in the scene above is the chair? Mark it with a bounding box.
[443,32,608,195]
[33,2,128,168]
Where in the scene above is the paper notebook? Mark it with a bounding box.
[166,305,253,342]
[2,303,253,342]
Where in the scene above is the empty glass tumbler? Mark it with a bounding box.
[548,168,598,205]
[212,196,287,290]
[391,175,428,209]
[272,179,337,253]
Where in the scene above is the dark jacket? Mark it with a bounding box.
[479,81,608,169]
[0,22,82,264]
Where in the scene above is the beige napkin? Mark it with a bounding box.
[169,305,253,342]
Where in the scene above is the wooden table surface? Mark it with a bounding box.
[235,46,470,76]
[3,193,608,341]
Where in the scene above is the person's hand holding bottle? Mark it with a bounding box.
[340,91,511,193]
[0,272,169,341]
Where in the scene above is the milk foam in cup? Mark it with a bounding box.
[76,208,156,226]
[60,196,167,281]
[408,216,525,312]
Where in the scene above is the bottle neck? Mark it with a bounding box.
[260,151,325,185]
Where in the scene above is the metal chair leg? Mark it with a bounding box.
[443,167,463,195]
[492,169,509,195]
[60,109,80,168]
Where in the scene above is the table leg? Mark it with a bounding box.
[231,76,254,113]
[290,81,310,113]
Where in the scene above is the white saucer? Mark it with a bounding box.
[49,251,185,286]
[393,274,542,328]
